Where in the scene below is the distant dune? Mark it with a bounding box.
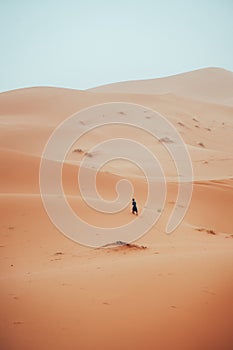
[88,67,233,106]
[1,67,233,350]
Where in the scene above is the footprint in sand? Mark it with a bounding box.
[50,251,64,261]
[202,289,216,296]
[13,321,24,325]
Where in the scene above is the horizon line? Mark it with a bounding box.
[1,66,232,94]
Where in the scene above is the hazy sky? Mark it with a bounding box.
[1,0,233,92]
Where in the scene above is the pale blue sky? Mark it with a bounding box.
[0,0,232,92]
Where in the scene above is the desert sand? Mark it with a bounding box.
[0,68,233,350]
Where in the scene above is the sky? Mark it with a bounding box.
[0,0,233,92]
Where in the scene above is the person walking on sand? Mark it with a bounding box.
[132,198,138,215]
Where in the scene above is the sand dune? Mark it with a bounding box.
[1,68,233,350]
[89,67,233,106]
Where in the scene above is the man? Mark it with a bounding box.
[132,198,138,215]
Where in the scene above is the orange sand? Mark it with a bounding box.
[0,68,233,350]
